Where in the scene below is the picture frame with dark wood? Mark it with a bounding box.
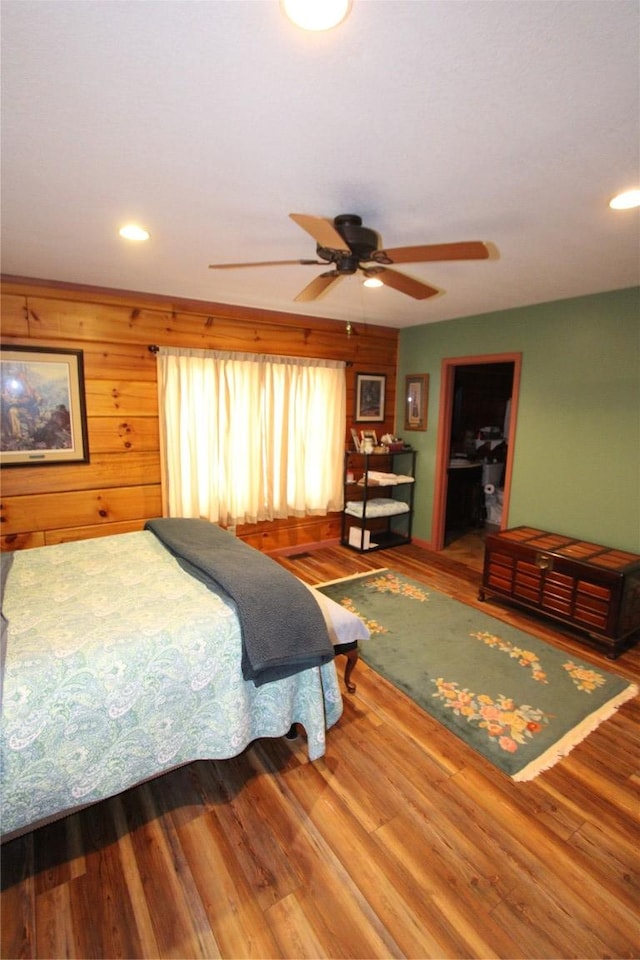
[404,373,429,431]
[0,345,90,466]
[355,372,386,422]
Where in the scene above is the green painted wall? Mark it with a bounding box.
[397,287,640,552]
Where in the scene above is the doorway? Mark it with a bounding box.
[432,352,521,552]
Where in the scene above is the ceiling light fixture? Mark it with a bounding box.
[363,276,383,289]
[609,189,640,210]
[119,224,150,241]
[281,0,351,32]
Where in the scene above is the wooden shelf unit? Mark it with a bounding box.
[341,448,417,553]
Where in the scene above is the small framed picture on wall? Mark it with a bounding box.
[404,373,428,431]
[355,372,386,422]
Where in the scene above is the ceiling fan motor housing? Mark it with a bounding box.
[335,213,380,258]
[315,214,385,273]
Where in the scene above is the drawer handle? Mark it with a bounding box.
[536,552,554,571]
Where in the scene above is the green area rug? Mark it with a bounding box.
[317,570,638,780]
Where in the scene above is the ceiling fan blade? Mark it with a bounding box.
[377,241,490,264]
[209,259,321,269]
[366,268,439,300]
[294,272,343,303]
[289,213,350,252]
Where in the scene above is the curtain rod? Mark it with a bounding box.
[148,344,352,365]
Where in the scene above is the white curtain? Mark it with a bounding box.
[157,347,346,525]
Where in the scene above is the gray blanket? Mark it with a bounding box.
[145,518,334,685]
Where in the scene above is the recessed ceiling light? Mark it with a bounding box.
[119,224,150,241]
[363,276,383,288]
[281,0,351,32]
[609,189,640,210]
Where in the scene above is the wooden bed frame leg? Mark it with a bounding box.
[343,648,358,694]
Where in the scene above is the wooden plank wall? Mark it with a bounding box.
[1,279,399,553]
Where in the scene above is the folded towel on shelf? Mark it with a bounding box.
[345,499,410,518]
[358,471,415,486]
[365,471,399,483]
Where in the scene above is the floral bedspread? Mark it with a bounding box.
[1,531,342,839]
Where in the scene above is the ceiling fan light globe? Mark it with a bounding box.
[609,189,640,210]
[281,0,351,31]
[119,224,150,241]
[363,276,383,288]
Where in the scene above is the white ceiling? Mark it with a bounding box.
[1,0,638,329]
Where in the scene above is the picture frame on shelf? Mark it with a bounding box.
[350,427,361,452]
[404,373,428,431]
[0,345,90,466]
[355,372,386,422]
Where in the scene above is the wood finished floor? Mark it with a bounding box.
[2,536,639,960]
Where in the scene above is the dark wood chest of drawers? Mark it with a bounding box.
[479,526,640,658]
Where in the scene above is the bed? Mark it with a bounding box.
[0,519,369,841]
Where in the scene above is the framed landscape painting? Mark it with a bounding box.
[0,345,90,466]
[355,372,386,422]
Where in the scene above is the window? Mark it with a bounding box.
[157,348,346,525]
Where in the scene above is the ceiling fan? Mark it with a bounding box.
[209,213,491,303]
